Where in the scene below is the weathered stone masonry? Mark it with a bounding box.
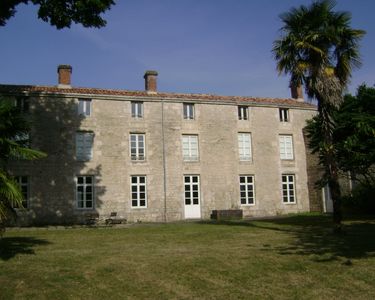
[0,65,320,225]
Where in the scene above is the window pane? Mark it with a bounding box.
[86,100,91,116]
[184,177,190,183]
[192,176,198,183]
[139,177,145,184]
[132,200,138,207]
[140,200,146,206]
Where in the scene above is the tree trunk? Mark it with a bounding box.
[328,162,342,231]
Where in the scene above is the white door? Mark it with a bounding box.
[184,175,201,219]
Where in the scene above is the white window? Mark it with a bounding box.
[238,133,252,161]
[78,99,91,116]
[239,175,255,205]
[183,103,195,120]
[279,108,289,122]
[130,133,145,160]
[76,132,94,161]
[13,176,29,208]
[182,135,199,161]
[76,176,94,209]
[131,176,147,208]
[238,106,248,120]
[282,174,296,203]
[131,101,143,118]
[279,135,294,160]
[184,175,200,205]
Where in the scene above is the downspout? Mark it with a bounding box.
[161,100,167,222]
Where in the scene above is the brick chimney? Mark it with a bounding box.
[57,65,72,88]
[290,84,304,101]
[144,70,158,94]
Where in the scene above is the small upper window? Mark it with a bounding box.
[183,103,195,120]
[238,106,248,120]
[279,108,289,122]
[78,99,92,117]
[131,101,143,118]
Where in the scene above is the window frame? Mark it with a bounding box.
[183,103,195,120]
[78,99,92,117]
[13,176,29,209]
[282,174,296,204]
[182,135,199,161]
[279,108,289,122]
[131,101,144,118]
[15,97,30,113]
[239,175,255,206]
[238,106,249,120]
[279,134,294,160]
[130,133,146,161]
[238,132,252,161]
[75,175,95,209]
[76,131,94,161]
[131,175,147,208]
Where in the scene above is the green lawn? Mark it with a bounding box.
[1,214,375,299]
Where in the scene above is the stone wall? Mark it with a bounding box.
[8,94,317,225]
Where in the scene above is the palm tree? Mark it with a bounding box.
[0,98,46,228]
[273,0,365,230]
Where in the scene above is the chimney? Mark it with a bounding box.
[290,84,304,101]
[144,70,158,94]
[57,65,72,88]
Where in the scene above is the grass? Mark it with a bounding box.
[1,214,375,299]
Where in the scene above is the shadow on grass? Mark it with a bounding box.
[200,215,375,262]
[0,237,51,261]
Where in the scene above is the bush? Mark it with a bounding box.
[342,184,375,214]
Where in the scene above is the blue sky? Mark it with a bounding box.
[0,0,374,98]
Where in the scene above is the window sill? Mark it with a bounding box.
[282,202,297,205]
[240,204,255,207]
[239,159,253,163]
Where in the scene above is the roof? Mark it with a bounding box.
[0,84,316,109]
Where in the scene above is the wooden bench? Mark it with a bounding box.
[84,213,99,225]
[211,209,243,220]
[105,212,127,225]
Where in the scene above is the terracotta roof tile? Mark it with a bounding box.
[0,84,316,109]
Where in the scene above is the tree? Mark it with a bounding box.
[334,85,375,185]
[0,99,46,231]
[0,0,115,29]
[273,0,365,230]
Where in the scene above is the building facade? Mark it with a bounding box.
[1,65,319,225]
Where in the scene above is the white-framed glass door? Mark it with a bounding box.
[184,175,201,219]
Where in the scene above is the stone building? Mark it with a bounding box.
[0,65,321,225]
